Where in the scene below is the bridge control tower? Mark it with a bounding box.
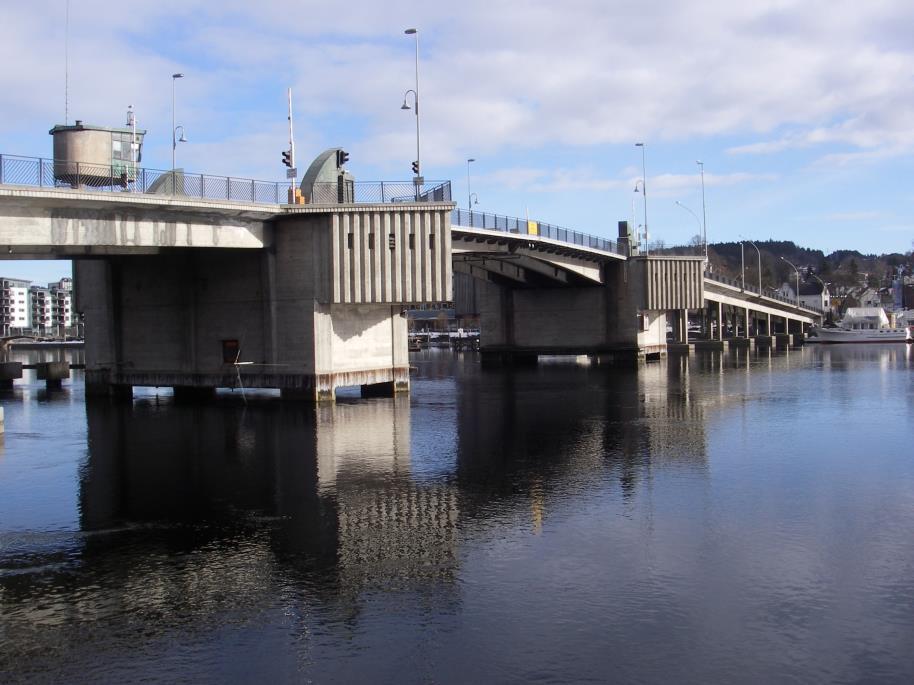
[49,120,146,189]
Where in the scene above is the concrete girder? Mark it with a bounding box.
[509,254,569,284]
[704,287,819,325]
[452,237,603,284]
[453,256,527,284]
[451,226,624,262]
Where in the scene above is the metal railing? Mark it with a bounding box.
[703,270,822,313]
[0,154,452,206]
[640,241,707,257]
[451,207,621,254]
[307,179,451,204]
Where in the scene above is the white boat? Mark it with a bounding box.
[808,307,914,344]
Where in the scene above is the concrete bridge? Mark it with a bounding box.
[0,159,820,399]
[449,209,819,360]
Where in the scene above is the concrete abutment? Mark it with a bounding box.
[74,204,453,402]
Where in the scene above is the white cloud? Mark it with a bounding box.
[6,0,914,168]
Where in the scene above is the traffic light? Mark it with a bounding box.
[281,149,292,168]
[411,160,419,175]
[336,149,350,167]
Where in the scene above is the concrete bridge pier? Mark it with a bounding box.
[0,362,22,389]
[471,256,704,363]
[75,204,452,402]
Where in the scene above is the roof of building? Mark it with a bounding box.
[798,282,825,296]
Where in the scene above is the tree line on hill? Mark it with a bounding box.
[704,239,913,292]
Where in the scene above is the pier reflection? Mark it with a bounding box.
[454,357,709,518]
[1,354,716,675]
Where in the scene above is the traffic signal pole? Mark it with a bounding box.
[287,88,296,201]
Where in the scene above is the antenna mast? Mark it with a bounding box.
[64,0,70,124]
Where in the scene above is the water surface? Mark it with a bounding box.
[1,345,913,683]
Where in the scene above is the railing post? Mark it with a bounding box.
[251,179,255,202]
[0,154,3,185]
[201,174,205,199]
[39,158,44,188]
[226,176,231,201]
[380,181,385,202]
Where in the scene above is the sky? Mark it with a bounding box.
[2,0,914,283]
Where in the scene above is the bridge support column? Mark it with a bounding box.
[715,302,723,341]
[0,362,22,390]
[677,309,689,343]
[74,205,452,402]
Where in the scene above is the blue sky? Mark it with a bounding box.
[2,1,914,283]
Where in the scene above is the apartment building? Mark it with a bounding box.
[29,284,54,331]
[50,278,74,329]
[2,276,75,336]
[1,277,31,335]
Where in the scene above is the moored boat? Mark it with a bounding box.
[808,307,914,344]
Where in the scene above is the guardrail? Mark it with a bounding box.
[0,154,452,206]
[703,270,823,313]
[308,179,451,204]
[451,207,621,254]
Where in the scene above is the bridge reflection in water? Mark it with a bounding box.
[0,355,715,678]
[3,345,913,681]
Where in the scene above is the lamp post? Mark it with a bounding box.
[675,200,702,249]
[808,272,827,314]
[402,28,421,197]
[171,73,187,195]
[741,237,762,294]
[635,143,647,254]
[781,256,800,306]
[696,160,707,259]
[632,180,644,253]
[466,158,475,211]
[171,73,184,175]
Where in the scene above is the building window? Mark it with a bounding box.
[409,233,415,250]
[347,233,354,249]
[368,233,375,250]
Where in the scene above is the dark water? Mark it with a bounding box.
[1,345,913,683]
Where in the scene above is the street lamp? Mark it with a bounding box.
[740,237,762,294]
[696,160,708,259]
[171,73,187,195]
[466,158,475,211]
[808,272,828,314]
[632,180,644,253]
[781,256,800,306]
[675,200,702,249]
[171,73,185,178]
[402,28,421,197]
[635,143,647,253]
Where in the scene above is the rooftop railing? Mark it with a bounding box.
[451,207,621,255]
[0,154,452,206]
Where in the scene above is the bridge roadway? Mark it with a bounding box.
[1,183,818,320]
[0,178,818,399]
